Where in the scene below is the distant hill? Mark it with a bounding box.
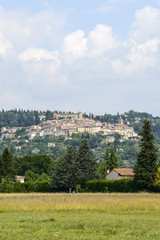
[0,109,160,135]
[0,109,159,169]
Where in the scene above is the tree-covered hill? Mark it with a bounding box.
[0,109,159,132]
[0,109,160,169]
[0,109,40,128]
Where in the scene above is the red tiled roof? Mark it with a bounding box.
[114,168,134,176]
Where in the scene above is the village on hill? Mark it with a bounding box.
[0,111,138,145]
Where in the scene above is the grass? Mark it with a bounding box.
[0,192,160,211]
[0,193,160,239]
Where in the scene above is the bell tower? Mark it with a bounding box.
[118,115,123,125]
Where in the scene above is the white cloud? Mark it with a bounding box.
[0,4,160,114]
[137,38,160,54]
[0,33,13,57]
[61,24,119,63]
[18,48,61,84]
[19,48,60,63]
[60,19,160,81]
[111,37,160,76]
[130,6,160,42]
[62,30,88,64]
[0,7,66,53]
[87,24,119,58]
[0,6,66,88]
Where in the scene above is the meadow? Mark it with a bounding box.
[0,193,160,240]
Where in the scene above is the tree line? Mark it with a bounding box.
[0,119,159,192]
[0,139,104,191]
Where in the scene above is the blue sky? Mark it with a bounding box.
[0,0,160,115]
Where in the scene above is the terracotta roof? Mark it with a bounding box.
[114,168,134,176]
[16,176,25,179]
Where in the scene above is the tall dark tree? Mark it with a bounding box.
[51,146,77,192]
[0,147,15,182]
[46,110,53,120]
[134,119,158,190]
[76,139,97,185]
[114,134,121,150]
[109,147,119,171]
[34,111,40,125]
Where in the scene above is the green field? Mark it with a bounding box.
[0,193,160,240]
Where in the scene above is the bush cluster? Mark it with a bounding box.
[1,179,159,193]
[84,179,138,193]
[0,181,52,193]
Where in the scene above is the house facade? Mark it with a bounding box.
[16,176,25,183]
[106,168,134,180]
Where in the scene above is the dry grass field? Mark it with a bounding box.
[0,192,160,212]
[0,193,160,239]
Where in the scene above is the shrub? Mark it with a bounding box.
[11,182,27,192]
[0,181,52,193]
[152,181,160,192]
[34,181,52,192]
[84,179,138,193]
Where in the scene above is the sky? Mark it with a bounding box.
[0,0,160,115]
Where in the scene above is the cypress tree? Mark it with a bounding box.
[134,119,158,190]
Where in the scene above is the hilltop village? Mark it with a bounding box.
[1,111,138,144]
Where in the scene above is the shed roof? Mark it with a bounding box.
[114,168,134,176]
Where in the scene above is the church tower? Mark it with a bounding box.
[118,115,123,125]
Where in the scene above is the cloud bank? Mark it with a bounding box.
[0,5,160,115]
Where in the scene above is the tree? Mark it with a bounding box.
[24,170,39,182]
[15,154,52,175]
[36,173,51,182]
[114,134,121,149]
[51,146,78,192]
[0,147,15,182]
[109,147,119,171]
[24,171,50,182]
[76,139,97,185]
[134,119,158,190]
[97,159,106,179]
[104,146,110,172]
[101,146,119,176]
[46,110,53,120]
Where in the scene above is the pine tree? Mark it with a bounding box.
[76,139,97,185]
[51,146,78,192]
[134,119,158,190]
[0,147,16,182]
[51,141,97,190]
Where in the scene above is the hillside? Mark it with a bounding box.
[0,109,160,168]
